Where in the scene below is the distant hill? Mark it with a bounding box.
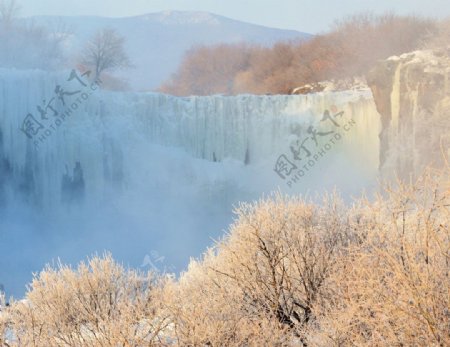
[24,11,312,91]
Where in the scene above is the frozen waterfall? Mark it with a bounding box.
[0,69,381,297]
[0,69,381,209]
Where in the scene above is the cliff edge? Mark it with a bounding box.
[367,49,450,179]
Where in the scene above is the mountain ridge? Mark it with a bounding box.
[22,11,312,91]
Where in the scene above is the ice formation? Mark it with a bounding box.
[0,69,382,297]
[0,69,381,209]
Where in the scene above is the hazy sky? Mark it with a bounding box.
[19,0,450,33]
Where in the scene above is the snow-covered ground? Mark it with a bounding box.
[0,69,381,297]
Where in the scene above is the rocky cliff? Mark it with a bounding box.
[368,49,450,180]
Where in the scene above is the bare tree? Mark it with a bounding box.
[0,2,70,69]
[423,17,450,48]
[166,193,352,346]
[81,28,131,81]
[44,18,74,68]
[0,0,20,27]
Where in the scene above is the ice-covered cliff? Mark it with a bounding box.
[0,69,382,210]
[368,49,450,180]
[0,68,384,297]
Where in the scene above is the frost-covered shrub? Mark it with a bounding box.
[2,170,448,346]
[168,170,449,346]
[7,254,170,347]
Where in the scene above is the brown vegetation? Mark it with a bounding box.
[424,17,450,49]
[160,13,437,96]
[81,28,132,82]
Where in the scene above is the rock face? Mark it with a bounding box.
[368,49,450,180]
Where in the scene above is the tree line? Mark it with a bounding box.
[160,13,443,96]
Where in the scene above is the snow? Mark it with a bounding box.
[0,69,381,297]
[148,11,222,25]
[388,50,441,67]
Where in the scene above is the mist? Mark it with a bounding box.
[0,63,382,297]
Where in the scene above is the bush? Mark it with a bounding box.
[167,193,359,345]
[168,169,449,346]
[308,171,450,346]
[5,254,170,346]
